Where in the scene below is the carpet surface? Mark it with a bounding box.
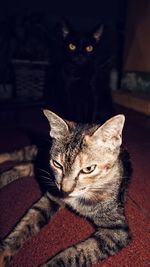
[0,109,150,267]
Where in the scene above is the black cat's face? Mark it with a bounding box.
[61,22,103,65]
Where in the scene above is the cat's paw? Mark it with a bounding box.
[0,242,12,267]
[39,257,62,267]
[39,260,58,267]
[39,248,75,267]
[0,251,10,267]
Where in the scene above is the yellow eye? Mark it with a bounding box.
[82,165,96,174]
[68,43,76,51]
[85,45,94,52]
[52,160,62,169]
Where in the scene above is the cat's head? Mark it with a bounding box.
[60,20,103,65]
[43,110,125,203]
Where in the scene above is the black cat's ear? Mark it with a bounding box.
[87,115,125,149]
[43,109,69,140]
[62,20,70,38]
[93,24,104,42]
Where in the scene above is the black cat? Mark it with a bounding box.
[46,20,115,123]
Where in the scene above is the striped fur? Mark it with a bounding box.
[0,110,132,267]
[0,162,34,189]
[0,145,38,189]
[0,194,59,267]
[0,145,38,164]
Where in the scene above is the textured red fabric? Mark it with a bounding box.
[0,112,150,267]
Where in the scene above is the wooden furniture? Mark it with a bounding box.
[112,90,150,116]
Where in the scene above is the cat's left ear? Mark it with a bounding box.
[62,20,70,38]
[93,24,104,42]
[89,115,125,149]
[100,115,125,146]
[43,109,69,140]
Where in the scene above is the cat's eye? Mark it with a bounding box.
[81,165,96,174]
[68,43,76,51]
[85,45,94,52]
[52,160,62,169]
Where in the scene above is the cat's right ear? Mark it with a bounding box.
[85,115,125,149]
[43,110,69,140]
[93,24,104,42]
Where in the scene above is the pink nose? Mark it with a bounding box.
[61,179,75,194]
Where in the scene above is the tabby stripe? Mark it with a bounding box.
[25,223,33,236]
[93,235,112,258]
[33,207,49,226]
[95,224,129,231]
[67,257,73,267]
[4,255,12,265]
[82,253,87,267]
[57,259,65,266]
[93,248,100,262]
[95,232,128,257]
[75,254,80,267]
[83,253,87,266]
[73,244,87,266]
[110,235,127,249]
[46,195,60,213]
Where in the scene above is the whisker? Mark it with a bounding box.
[38,176,56,185]
[88,187,113,191]
[38,175,52,181]
[38,168,51,177]
[39,177,56,186]
[39,178,57,187]
[42,182,56,187]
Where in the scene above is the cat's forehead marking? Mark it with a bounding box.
[65,132,83,166]
[58,153,65,165]
[52,124,99,169]
[62,125,90,166]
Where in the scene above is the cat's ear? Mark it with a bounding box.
[100,115,125,146]
[62,20,70,38]
[93,24,104,42]
[43,109,69,140]
[89,115,125,148]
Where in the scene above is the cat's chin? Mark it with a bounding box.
[70,57,89,65]
[73,60,87,65]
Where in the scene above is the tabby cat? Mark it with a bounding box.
[0,145,38,189]
[0,109,132,267]
[46,20,115,123]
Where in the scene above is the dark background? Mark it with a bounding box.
[0,0,126,22]
[0,0,127,125]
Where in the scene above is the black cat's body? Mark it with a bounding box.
[46,21,115,123]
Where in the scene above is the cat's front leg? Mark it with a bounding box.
[39,226,130,267]
[0,193,60,267]
[39,237,101,267]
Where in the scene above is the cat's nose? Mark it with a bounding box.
[74,55,86,64]
[61,186,73,196]
[60,187,73,198]
[61,179,76,196]
[78,55,86,62]
[78,54,84,60]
